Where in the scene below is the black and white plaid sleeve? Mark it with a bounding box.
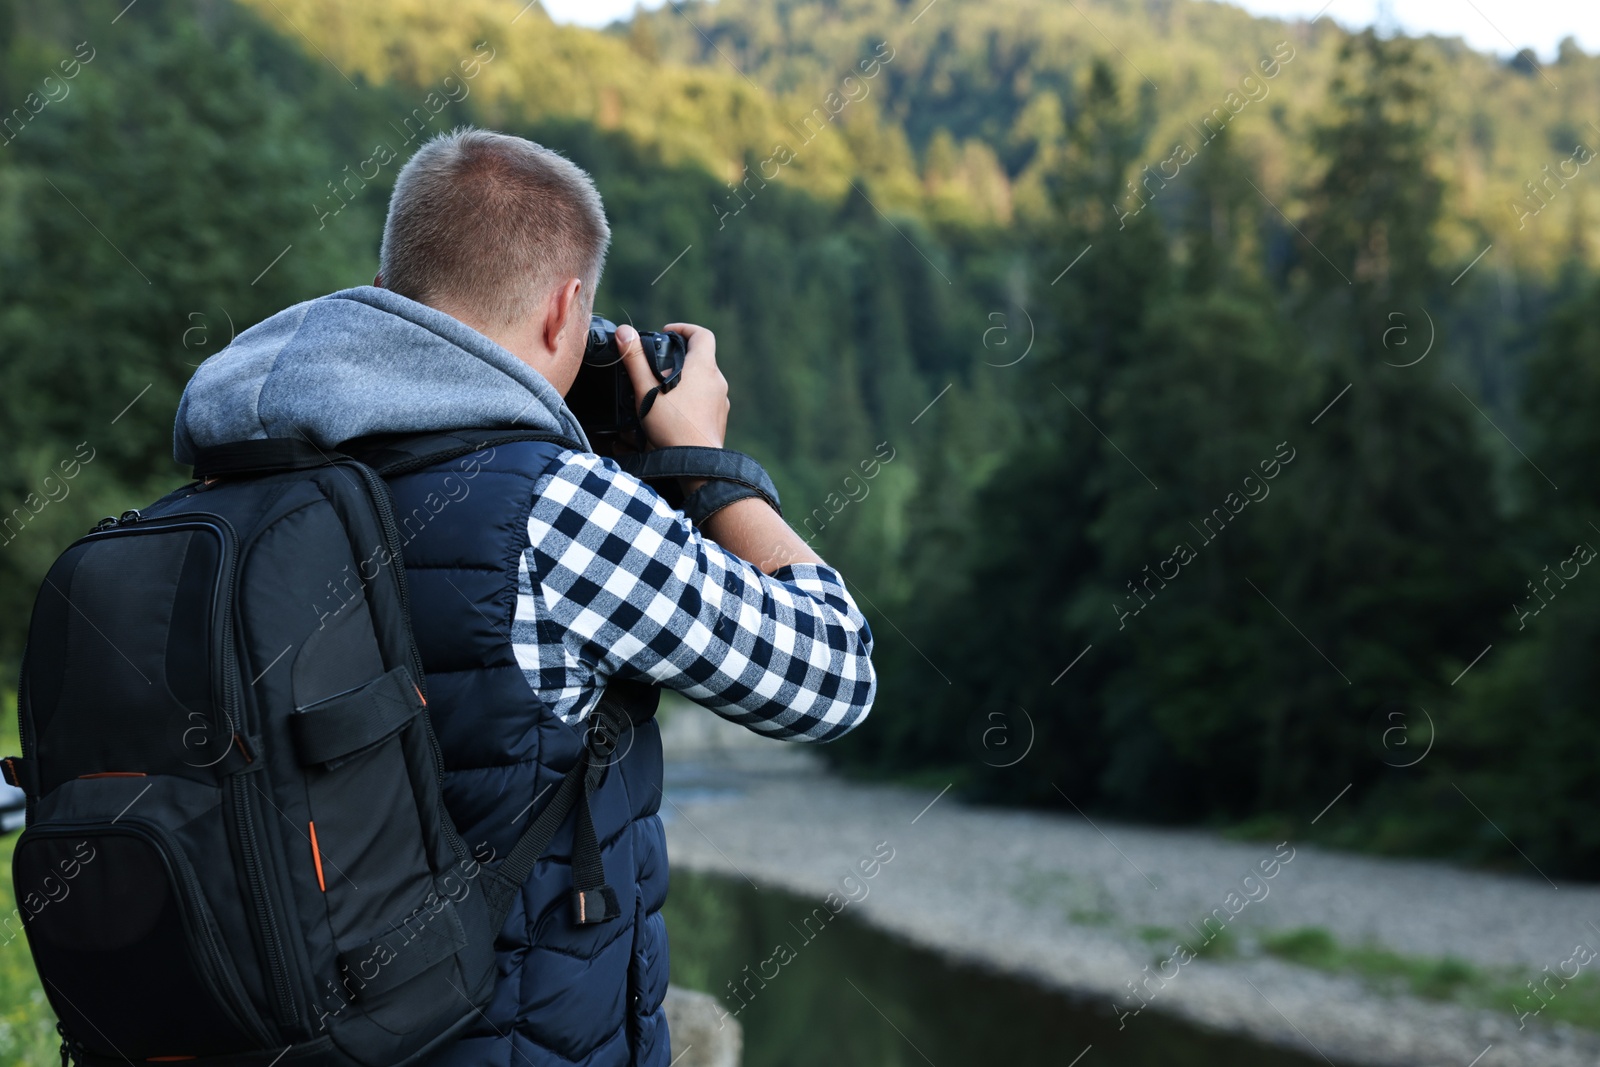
[511,450,876,742]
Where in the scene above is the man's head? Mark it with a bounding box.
[377,127,611,393]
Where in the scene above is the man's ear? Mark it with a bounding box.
[541,277,585,355]
[373,273,384,287]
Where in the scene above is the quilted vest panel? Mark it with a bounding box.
[387,440,670,1067]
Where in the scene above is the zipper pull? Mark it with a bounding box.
[91,516,119,533]
[119,509,142,525]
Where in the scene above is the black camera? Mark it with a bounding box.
[565,315,687,454]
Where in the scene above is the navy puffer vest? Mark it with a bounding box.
[387,439,670,1067]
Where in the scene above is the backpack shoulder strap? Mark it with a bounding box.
[339,427,660,933]
[191,429,584,483]
[191,438,345,479]
[339,428,582,478]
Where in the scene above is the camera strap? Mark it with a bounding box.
[616,446,783,525]
[636,384,666,422]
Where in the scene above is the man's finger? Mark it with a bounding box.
[663,323,710,350]
[615,324,659,409]
[663,323,716,371]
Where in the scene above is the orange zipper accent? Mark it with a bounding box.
[78,771,146,779]
[309,821,327,892]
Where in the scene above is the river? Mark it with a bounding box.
[657,697,1600,1067]
[664,867,1340,1066]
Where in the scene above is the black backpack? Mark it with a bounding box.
[3,430,657,1067]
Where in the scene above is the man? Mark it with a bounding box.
[172,127,876,1066]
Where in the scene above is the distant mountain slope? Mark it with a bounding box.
[236,0,913,206]
[234,0,1600,271]
[628,0,1600,270]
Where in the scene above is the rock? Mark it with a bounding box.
[664,985,742,1067]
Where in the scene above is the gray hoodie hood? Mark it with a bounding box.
[174,285,590,465]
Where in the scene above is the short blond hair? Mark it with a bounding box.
[379,127,611,331]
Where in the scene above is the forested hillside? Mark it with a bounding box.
[3,0,1599,877]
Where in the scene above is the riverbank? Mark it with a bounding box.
[657,699,1600,1067]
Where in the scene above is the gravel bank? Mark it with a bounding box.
[656,699,1600,1067]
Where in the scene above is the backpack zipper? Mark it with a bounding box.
[232,775,298,1030]
[216,518,301,1030]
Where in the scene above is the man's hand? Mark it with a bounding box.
[616,322,728,450]
[614,321,826,575]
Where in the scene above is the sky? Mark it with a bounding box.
[538,0,1600,60]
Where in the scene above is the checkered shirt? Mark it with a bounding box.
[511,451,876,742]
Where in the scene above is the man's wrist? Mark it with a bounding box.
[701,496,825,574]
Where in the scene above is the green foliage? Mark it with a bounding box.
[1261,926,1342,965]
[1259,926,1598,1022]
[1269,928,1479,1001]
[0,0,384,642]
[826,28,1566,884]
[636,0,1600,270]
[0,693,54,1066]
[1,0,1598,885]
[3,1,1600,1056]
[0,839,53,1067]
[1139,922,1237,962]
[1425,274,1600,879]
[1137,924,1176,944]
[1493,971,1600,1032]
